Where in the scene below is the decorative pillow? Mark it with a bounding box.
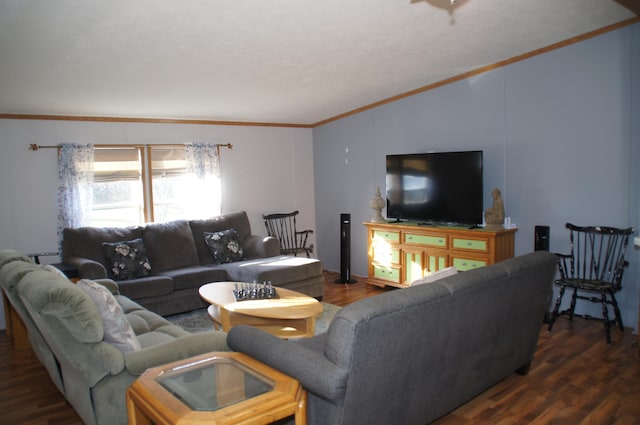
[410,266,458,286]
[101,238,151,281]
[42,264,69,280]
[204,228,244,264]
[76,279,141,352]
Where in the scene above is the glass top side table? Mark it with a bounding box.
[127,352,307,425]
[156,355,274,411]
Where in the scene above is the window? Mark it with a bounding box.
[92,147,144,227]
[90,145,220,227]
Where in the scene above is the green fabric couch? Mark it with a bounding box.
[0,250,229,425]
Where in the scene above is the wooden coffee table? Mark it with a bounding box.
[126,351,307,425]
[199,281,322,338]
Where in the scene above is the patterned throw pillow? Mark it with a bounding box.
[410,266,458,286]
[101,238,152,281]
[204,228,244,264]
[76,279,141,352]
[42,264,70,280]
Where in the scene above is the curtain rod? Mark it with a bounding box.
[28,143,233,151]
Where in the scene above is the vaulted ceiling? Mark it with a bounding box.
[0,1,637,126]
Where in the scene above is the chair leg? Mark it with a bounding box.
[600,292,612,344]
[609,290,624,331]
[568,288,578,321]
[548,285,565,331]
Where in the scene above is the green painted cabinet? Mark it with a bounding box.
[365,222,517,288]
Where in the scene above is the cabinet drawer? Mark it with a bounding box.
[373,230,400,243]
[452,258,487,271]
[452,238,487,252]
[372,264,401,283]
[373,247,400,265]
[404,233,447,247]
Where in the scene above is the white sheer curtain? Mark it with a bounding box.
[184,142,222,219]
[56,143,94,247]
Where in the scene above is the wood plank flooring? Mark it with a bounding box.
[1,271,639,424]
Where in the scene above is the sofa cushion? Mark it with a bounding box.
[142,220,198,272]
[62,225,143,269]
[221,255,323,285]
[77,279,141,353]
[116,275,174,299]
[189,211,253,265]
[101,238,152,281]
[115,294,191,347]
[204,229,244,264]
[157,266,228,291]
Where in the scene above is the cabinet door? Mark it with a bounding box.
[425,251,449,273]
[404,250,425,283]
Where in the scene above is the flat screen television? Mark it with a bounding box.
[386,150,483,225]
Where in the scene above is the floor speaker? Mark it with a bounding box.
[534,225,550,251]
[335,213,357,284]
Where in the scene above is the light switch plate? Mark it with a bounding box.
[634,236,640,247]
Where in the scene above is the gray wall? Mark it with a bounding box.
[313,23,640,332]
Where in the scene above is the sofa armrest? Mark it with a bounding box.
[65,256,107,279]
[124,331,230,375]
[228,325,348,403]
[243,235,281,259]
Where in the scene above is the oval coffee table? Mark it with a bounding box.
[199,281,323,338]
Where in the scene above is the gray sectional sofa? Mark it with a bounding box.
[61,210,324,316]
[228,251,558,425]
[0,249,230,425]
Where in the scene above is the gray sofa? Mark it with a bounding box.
[0,249,230,425]
[61,210,324,316]
[228,251,558,425]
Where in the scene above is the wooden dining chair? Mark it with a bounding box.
[548,223,634,343]
[262,211,314,257]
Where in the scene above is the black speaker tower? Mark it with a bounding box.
[534,225,550,251]
[335,213,357,284]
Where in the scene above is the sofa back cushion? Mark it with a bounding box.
[189,211,253,265]
[0,249,34,270]
[18,269,104,344]
[142,219,198,272]
[62,226,143,270]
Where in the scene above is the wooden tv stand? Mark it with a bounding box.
[364,221,517,288]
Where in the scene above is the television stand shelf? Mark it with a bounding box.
[364,221,517,288]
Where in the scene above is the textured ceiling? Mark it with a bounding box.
[0,0,636,126]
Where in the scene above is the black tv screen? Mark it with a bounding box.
[386,151,483,225]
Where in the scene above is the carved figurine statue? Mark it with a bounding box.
[484,188,505,227]
[370,186,386,223]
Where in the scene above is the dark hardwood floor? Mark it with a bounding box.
[1,271,639,424]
